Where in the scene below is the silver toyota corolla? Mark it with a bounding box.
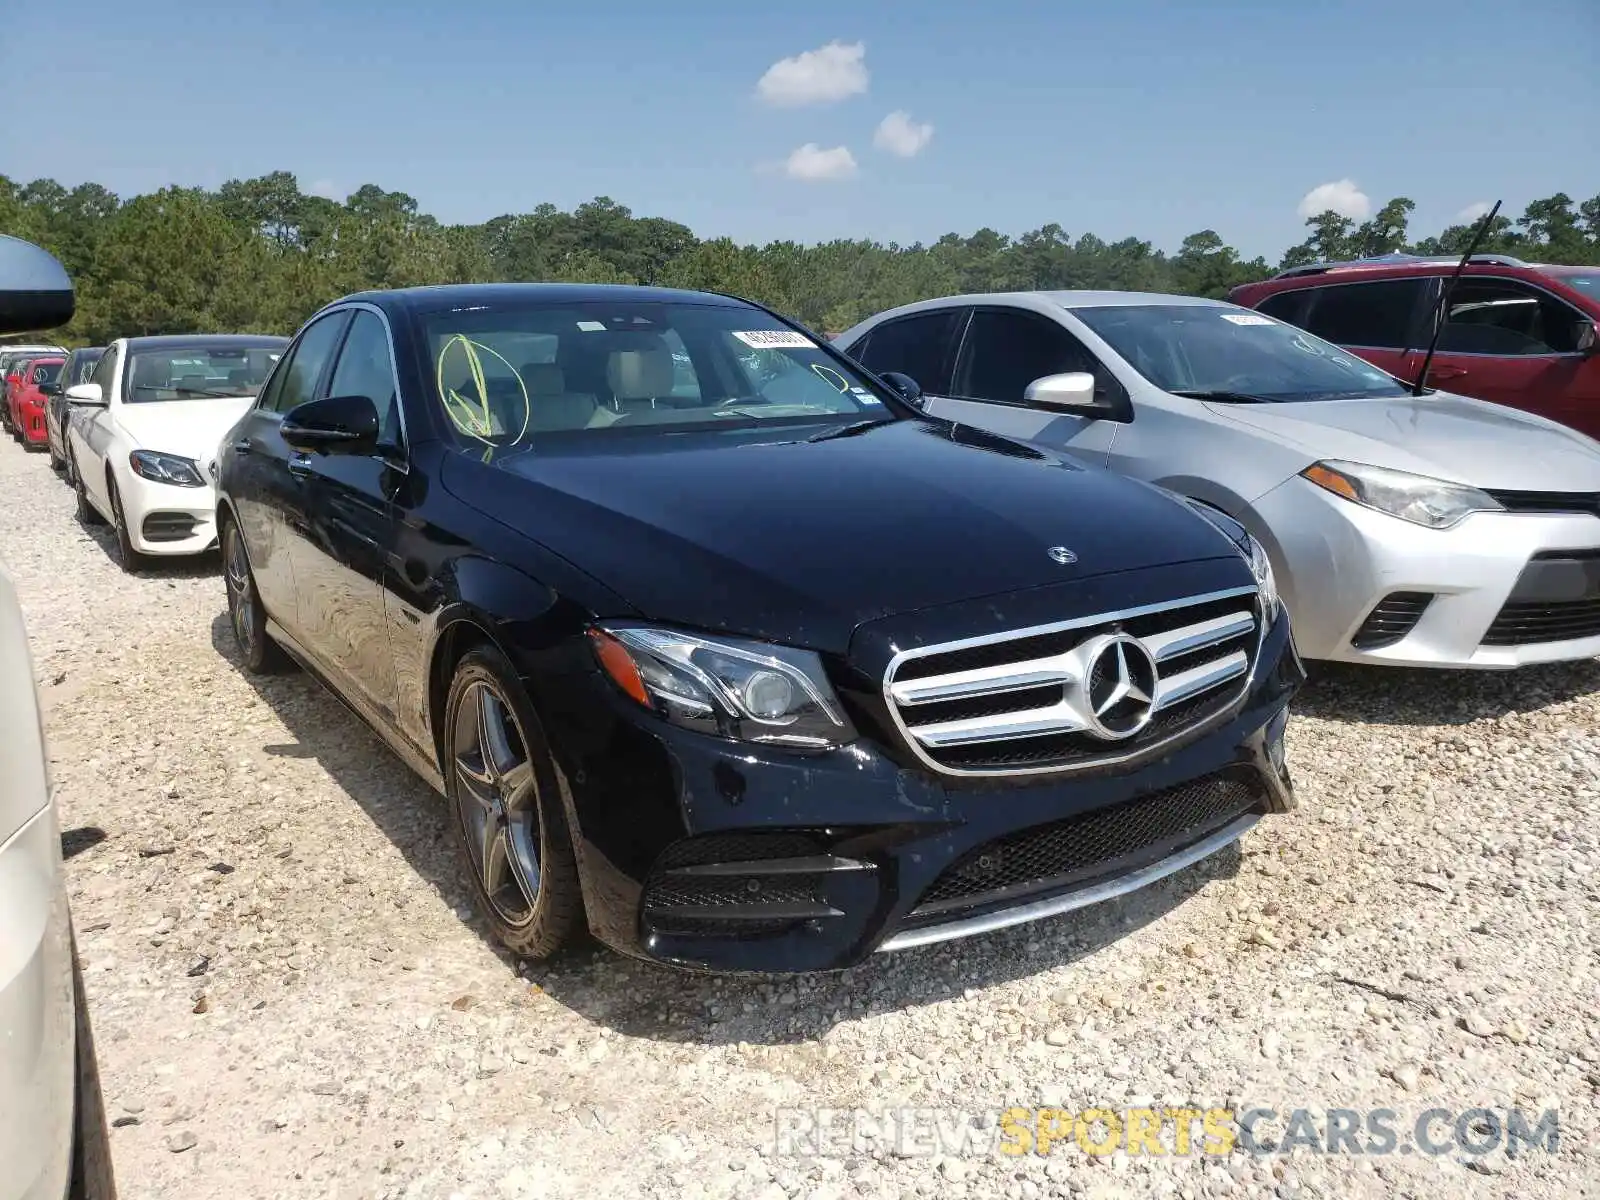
[837,292,1600,668]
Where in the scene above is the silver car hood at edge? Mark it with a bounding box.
[1204,392,1600,492]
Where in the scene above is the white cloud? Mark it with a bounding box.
[1455,200,1493,224]
[873,110,934,158]
[309,180,341,200]
[1297,179,1372,221]
[783,143,858,182]
[756,41,868,107]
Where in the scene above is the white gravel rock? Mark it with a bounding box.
[4,435,1596,1199]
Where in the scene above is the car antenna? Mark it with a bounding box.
[1407,199,1501,397]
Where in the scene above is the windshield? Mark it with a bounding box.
[33,361,62,385]
[123,345,283,403]
[1555,272,1600,298]
[1072,304,1410,402]
[419,300,894,449]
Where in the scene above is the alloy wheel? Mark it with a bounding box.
[224,526,255,656]
[452,681,542,927]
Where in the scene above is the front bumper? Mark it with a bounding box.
[1255,476,1600,668]
[119,469,222,556]
[545,609,1301,973]
[0,804,76,1200]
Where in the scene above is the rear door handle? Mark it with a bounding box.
[287,453,313,478]
[231,437,254,455]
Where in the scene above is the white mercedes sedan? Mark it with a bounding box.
[65,335,286,571]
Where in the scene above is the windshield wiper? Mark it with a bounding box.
[132,384,241,399]
[1170,389,1274,404]
[805,417,895,443]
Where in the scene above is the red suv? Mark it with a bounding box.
[8,355,64,447]
[1229,255,1600,440]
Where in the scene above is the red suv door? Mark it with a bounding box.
[1256,277,1431,382]
[1405,274,1600,439]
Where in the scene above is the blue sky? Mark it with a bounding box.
[5,0,1596,259]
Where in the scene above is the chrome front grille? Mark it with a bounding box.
[883,587,1262,777]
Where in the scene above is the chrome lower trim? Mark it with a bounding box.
[876,811,1259,952]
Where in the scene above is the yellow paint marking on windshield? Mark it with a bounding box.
[809,363,850,394]
[435,334,531,446]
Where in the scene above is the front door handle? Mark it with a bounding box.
[231,437,254,455]
[287,453,313,478]
[1428,365,1469,380]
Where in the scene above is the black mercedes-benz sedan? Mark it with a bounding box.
[214,283,1302,973]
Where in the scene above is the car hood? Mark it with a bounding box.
[1206,393,1600,492]
[443,419,1241,652]
[113,399,255,462]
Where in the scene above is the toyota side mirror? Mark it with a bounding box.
[1024,372,1101,414]
[282,393,380,455]
[0,235,73,334]
[65,383,105,407]
[879,371,925,409]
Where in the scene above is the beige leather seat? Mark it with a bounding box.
[604,333,675,412]
[520,361,599,432]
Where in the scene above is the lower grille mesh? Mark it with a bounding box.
[1351,592,1432,649]
[643,832,831,937]
[1482,599,1600,646]
[913,770,1264,914]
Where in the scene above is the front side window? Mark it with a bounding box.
[1437,279,1587,355]
[1300,279,1427,349]
[418,300,892,450]
[854,310,958,392]
[327,310,403,447]
[954,309,1098,405]
[89,346,117,396]
[70,352,103,386]
[124,344,284,404]
[261,314,348,414]
[1071,304,1409,403]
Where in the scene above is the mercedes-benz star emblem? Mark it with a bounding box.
[1082,634,1158,741]
[1047,546,1077,565]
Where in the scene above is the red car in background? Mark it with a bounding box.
[1229,255,1600,441]
[8,356,65,448]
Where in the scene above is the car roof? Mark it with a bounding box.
[857,290,1231,326]
[121,334,289,351]
[332,282,755,317]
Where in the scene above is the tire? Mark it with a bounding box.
[106,477,146,573]
[48,436,64,472]
[221,517,288,674]
[71,451,103,526]
[444,646,582,961]
[68,935,116,1200]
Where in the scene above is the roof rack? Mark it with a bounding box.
[1271,252,1530,280]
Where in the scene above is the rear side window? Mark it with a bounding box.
[327,310,404,447]
[855,311,959,392]
[1301,279,1427,349]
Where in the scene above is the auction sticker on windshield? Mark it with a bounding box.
[1221,314,1274,326]
[733,330,815,349]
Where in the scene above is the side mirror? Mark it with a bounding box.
[282,394,379,455]
[0,236,73,334]
[879,371,925,409]
[65,383,105,407]
[1023,372,1101,414]
[1578,321,1598,355]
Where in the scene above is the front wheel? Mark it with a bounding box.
[71,451,102,526]
[222,518,288,674]
[68,936,116,1199]
[445,647,583,961]
[106,477,146,573]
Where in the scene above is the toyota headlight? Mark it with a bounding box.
[589,625,857,750]
[1301,460,1501,530]
[129,449,207,488]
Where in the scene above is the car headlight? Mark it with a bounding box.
[1182,498,1281,618]
[1301,460,1501,530]
[588,625,857,750]
[129,449,207,488]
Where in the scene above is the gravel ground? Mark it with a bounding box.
[3,432,1597,1200]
